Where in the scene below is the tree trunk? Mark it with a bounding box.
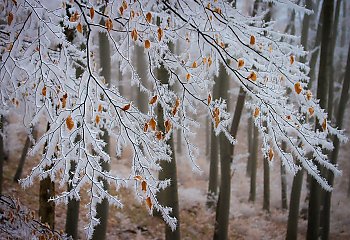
[286,169,304,240]
[39,123,55,229]
[246,115,253,176]
[213,68,246,240]
[207,70,221,208]
[135,45,148,113]
[157,60,181,240]
[263,155,270,212]
[249,125,258,202]
[91,23,111,240]
[0,115,4,194]
[321,38,350,240]
[327,0,342,120]
[307,1,334,239]
[280,142,288,210]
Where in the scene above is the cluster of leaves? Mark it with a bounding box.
[0,195,70,239]
[0,0,346,238]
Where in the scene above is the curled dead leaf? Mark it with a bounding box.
[186,73,191,81]
[149,118,156,131]
[121,103,131,111]
[250,35,255,45]
[105,18,113,32]
[290,55,294,65]
[143,122,149,132]
[207,94,212,105]
[164,119,172,133]
[145,197,152,210]
[144,39,151,49]
[146,12,152,23]
[8,12,14,25]
[149,95,158,105]
[98,104,103,112]
[42,86,47,96]
[66,115,74,130]
[141,180,147,192]
[156,131,164,140]
[95,115,100,124]
[294,82,302,94]
[134,175,142,181]
[237,59,244,69]
[131,28,138,41]
[306,90,312,101]
[248,71,257,81]
[322,118,327,131]
[76,22,83,33]
[192,61,198,68]
[90,7,95,19]
[157,27,163,41]
[253,107,260,118]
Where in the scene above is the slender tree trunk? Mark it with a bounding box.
[206,115,210,156]
[65,161,80,240]
[39,123,55,229]
[280,143,288,210]
[307,1,334,239]
[0,115,4,194]
[263,155,270,212]
[135,45,148,113]
[286,169,304,240]
[321,39,350,240]
[91,22,111,240]
[213,73,246,240]
[246,115,253,176]
[207,72,221,208]
[157,59,181,240]
[327,0,342,120]
[249,125,258,202]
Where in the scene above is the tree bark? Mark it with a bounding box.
[307,1,334,239]
[39,123,55,229]
[0,115,4,194]
[321,37,350,240]
[246,115,253,176]
[286,169,304,240]
[280,143,288,210]
[249,125,258,202]
[157,58,181,240]
[135,45,149,113]
[213,67,246,240]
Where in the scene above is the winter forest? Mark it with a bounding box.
[0,0,349,239]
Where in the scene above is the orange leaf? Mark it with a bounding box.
[248,71,257,81]
[268,148,274,161]
[294,82,302,94]
[149,118,156,131]
[157,27,163,41]
[253,107,260,118]
[208,56,212,67]
[145,197,152,210]
[308,107,314,116]
[131,28,138,41]
[149,95,158,105]
[130,10,135,19]
[207,94,212,105]
[8,12,14,26]
[322,119,327,131]
[119,6,124,16]
[122,0,128,9]
[143,122,149,132]
[95,115,100,124]
[237,59,244,69]
[42,86,47,96]
[214,116,220,128]
[121,103,131,111]
[290,55,294,65]
[175,98,180,108]
[144,39,151,49]
[250,35,255,45]
[141,180,147,192]
[192,61,198,68]
[286,115,291,120]
[134,175,143,181]
[66,115,74,130]
[98,104,103,112]
[306,90,312,100]
[105,18,113,32]
[186,73,191,81]
[76,22,83,33]
[146,12,152,23]
[203,57,207,64]
[90,7,95,19]
[156,131,164,140]
[164,119,172,133]
[70,11,79,22]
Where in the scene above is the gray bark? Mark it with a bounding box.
[307,1,334,239]
[249,125,259,202]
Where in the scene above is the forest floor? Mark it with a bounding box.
[1,107,350,240]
